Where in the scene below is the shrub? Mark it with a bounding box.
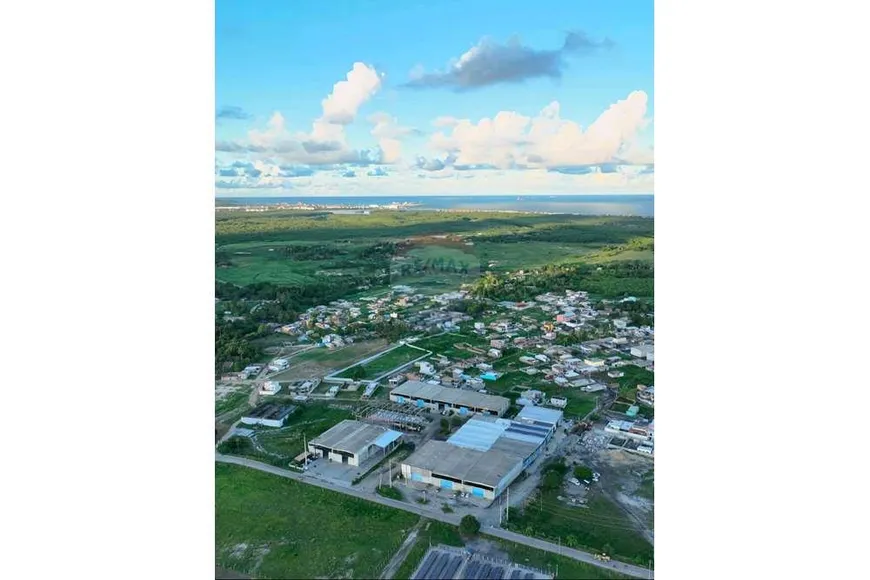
[460,515,481,536]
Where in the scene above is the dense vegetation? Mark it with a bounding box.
[470,260,654,301]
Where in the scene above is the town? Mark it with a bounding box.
[216,281,654,579]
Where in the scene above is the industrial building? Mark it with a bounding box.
[240,403,296,428]
[389,381,510,416]
[400,407,562,500]
[307,419,403,467]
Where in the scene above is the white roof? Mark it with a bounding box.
[515,405,563,427]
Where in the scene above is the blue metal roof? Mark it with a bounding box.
[373,430,403,448]
[447,419,508,451]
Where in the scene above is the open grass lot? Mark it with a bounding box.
[474,241,597,272]
[216,463,419,579]
[268,340,387,381]
[334,344,429,379]
[413,332,489,360]
[507,482,654,567]
[255,403,355,458]
[614,365,655,397]
[216,389,251,417]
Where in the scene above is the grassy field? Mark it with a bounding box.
[216,463,419,579]
[268,340,388,381]
[254,404,355,458]
[216,389,251,417]
[334,344,429,379]
[507,462,654,566]
[614,365,655,397]
[413,332,490,360]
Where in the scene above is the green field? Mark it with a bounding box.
[507,461,654,566]
[334,344,429,379]
[216,463,419,579]
[412,332,490,360]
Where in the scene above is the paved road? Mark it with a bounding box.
[215,454,652,579]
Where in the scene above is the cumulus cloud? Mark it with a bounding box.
[367,112,422,164]
[321,63,383,124]
[216,63,384,165]
[367,167,388,177]
[404,31,613,91]
[427,91,652,170]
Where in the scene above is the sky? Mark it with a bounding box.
[215,0,653,196]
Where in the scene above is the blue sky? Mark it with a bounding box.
[215,0,654,196]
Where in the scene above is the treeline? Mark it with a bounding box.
[215,210,651,245]
[215,318,264,375]
[470,260,654,301]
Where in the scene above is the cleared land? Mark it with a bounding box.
[335,344,429,380]
[216,463,419,579]
[268,340,388,381]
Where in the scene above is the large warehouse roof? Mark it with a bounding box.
[403,439,537,489]
[309,420,397,455]
[514,405,563,428]
[391,381,509,412]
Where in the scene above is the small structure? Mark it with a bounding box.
[626,405,640,417]
[268,358,290,372]
[240,404,296,428]
[549,397,568,409]
[259,381,281,396]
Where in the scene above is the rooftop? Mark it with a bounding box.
[514,405,563,427]
[391,381,510,413]
[309,419,398,454]
[403,438,537,489]
[243,404,297,421]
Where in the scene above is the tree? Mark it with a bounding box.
[350,365,367,380]
[574,465,594,481]
[460,515,481,536]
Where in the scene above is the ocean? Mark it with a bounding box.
[215,194,654,217]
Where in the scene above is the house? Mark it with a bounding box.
[417,361,435,375]
[474,322,485,331]
[608,370,625,378]
[259,381,282,396]
[490,339,506,349]
[520,389,543,403]
[477,362,493,372]
[581,383,607,393]
[519,356,538,365]
[522,367,539,376]
[535,354,550,363]
[388,374,406,387]
[268,358,290,372]
[583,358,606,367]
[631,345,655,359]
[488,348,502,358]
[549,397,568,409]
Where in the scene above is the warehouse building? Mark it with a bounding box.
[389,381,510,416]
[400,411,559,500]
[240,403,297,428]
[308,419,403,467]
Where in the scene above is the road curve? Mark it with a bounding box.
[215,454,652,579]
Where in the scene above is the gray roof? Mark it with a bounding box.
[402,438,537,489]
[309,420,391,455]
[391,381,509,413]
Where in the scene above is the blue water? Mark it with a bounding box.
[216,194,654,217]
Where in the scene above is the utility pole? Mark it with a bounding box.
[506,487,509,523]
[558,536,561,557]
[303,433,307,470]
[389,460,393,487]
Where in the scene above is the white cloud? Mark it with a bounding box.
[367,112,420,164]
[428,91,653,169]
[320,62,383,125]
[220,62,384,165]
